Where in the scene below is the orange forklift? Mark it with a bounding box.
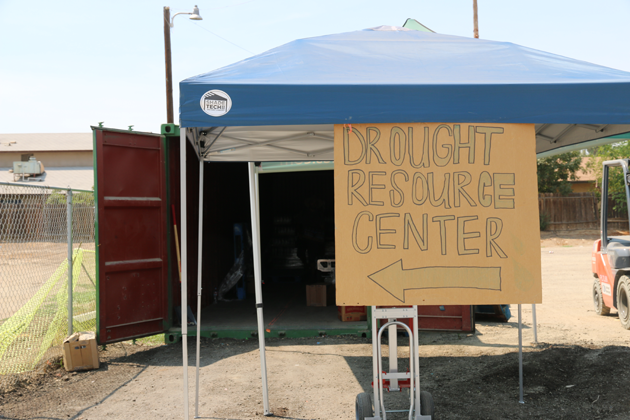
[592,159,630,329]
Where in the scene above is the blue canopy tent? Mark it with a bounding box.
[177,26,630,418]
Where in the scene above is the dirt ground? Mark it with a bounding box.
[2,230,630,419]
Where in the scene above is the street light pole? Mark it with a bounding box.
[164,6,174,123]
[163,5,202,124]
[473,0,479,39]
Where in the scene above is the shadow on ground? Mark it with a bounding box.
[345,343,630,419]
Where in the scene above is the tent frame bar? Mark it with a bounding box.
[248,162,272,416]
[206,132,334,158]
[201,127,227,158]
[194,158,204,418]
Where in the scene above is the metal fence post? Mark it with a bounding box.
[67,189,73,336]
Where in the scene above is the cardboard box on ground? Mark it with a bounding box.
[306,284,367,322]
[62,332,100,372]
[338,306,367,322]
[306,283,335,307]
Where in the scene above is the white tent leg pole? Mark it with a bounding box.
[180,129,189,419]
[413,306,421,419]
[518,304,524,404]
[371,307,380,418]
[532,304,538,343]
[248,162,271,416]
[194,159,204,418]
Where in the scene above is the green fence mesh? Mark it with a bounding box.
[0,248,96,375]
[1,183,168,393]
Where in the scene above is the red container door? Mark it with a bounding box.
[94,128,169,344]
[417,305,474,332]
[379,305,475,332]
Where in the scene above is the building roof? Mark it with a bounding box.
[0,167,94,192]
[0,133,93,152]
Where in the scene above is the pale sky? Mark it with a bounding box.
[1,0,629,134]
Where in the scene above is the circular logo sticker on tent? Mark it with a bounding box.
[200,90,232,117]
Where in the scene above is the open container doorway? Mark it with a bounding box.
[194,161,369,339]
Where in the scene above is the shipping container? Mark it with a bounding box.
[92,125,371,345]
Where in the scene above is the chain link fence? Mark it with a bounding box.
[0,182,96,392]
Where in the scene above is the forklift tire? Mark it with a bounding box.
[617,276,630,330]
[593,279,610,316]
[355,392,373,420]
[420,390,435,417]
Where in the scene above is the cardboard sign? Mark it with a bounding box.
[334,123,541,306]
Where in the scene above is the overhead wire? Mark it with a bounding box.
[192,22,256,55]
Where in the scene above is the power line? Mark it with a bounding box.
[192,22,256,55]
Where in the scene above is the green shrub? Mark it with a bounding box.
[46,190,94,206]
[540,213,550,231]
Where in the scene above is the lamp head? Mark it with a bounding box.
[189,5,202,20]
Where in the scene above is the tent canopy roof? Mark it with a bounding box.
[180,27,630,161]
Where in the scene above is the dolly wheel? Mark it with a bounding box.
[593,279,610,315]
[617,276,630,330]
[420,391,434,417]
[355,392,373,420]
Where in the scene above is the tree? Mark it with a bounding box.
[537,151,582,195]
[586,140,630,214]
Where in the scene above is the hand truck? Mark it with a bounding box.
[356,306,434,420]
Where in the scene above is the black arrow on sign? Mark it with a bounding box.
[367,260,502,302]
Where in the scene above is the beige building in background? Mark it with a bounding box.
[569,157,597,193]
[0,133,94,191]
